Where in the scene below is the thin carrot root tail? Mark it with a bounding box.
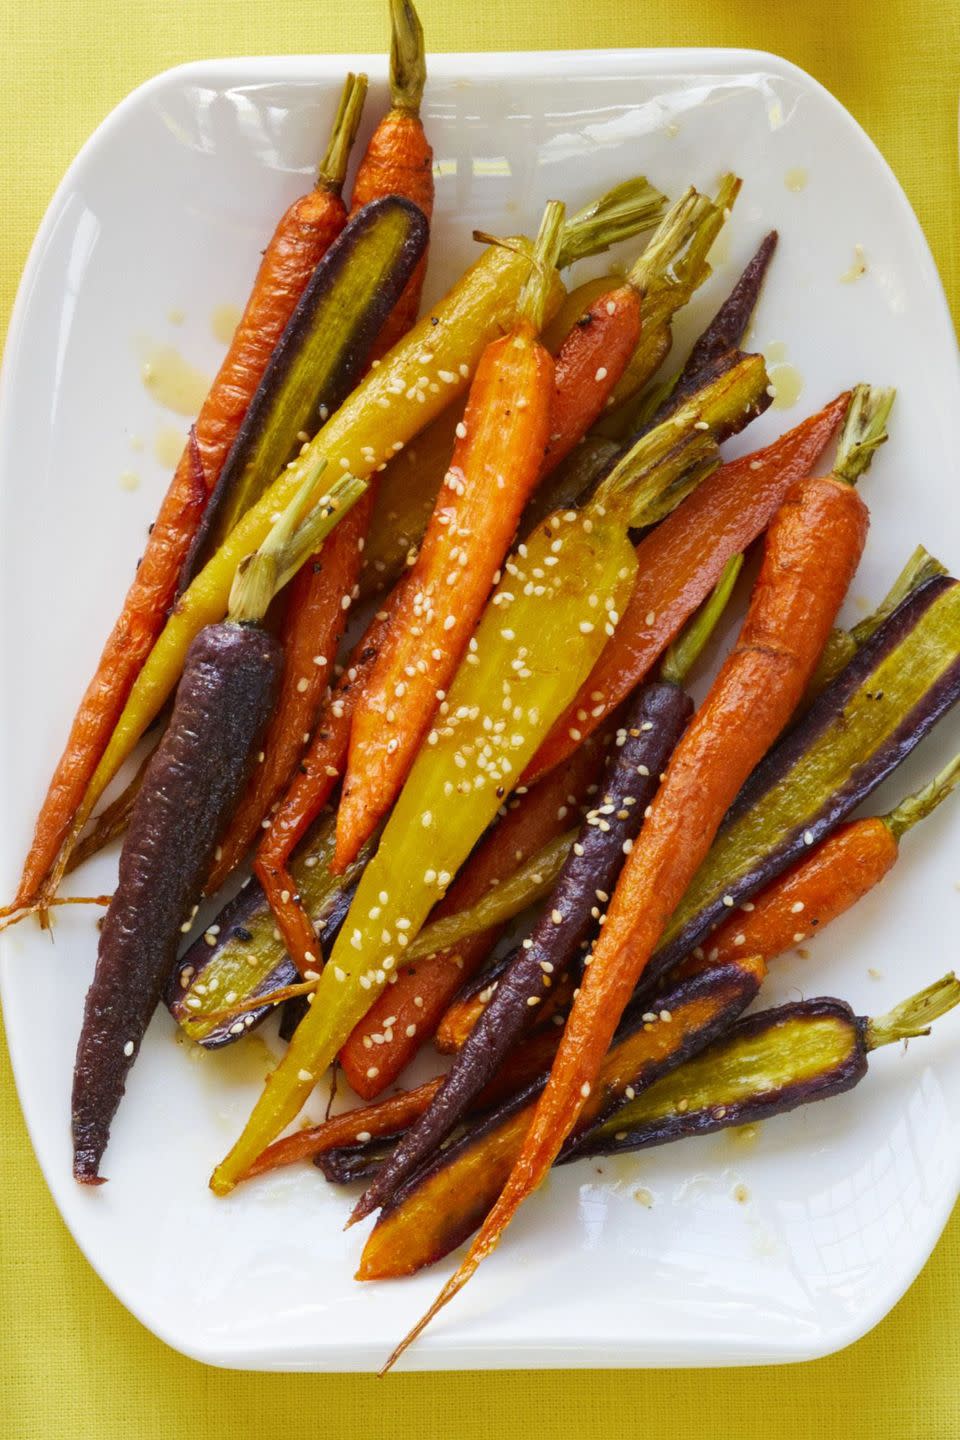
[0,893,112,934]
[379,1263,477,1375]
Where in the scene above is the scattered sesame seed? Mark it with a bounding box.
[298,1069,314,1083]
[803,829,815,845]
[580,1082,591,1098]
[791,900,805,913]
[722,894,735,908]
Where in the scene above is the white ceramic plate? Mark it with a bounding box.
[2,48,960,1373]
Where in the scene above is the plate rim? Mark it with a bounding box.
[2,43,959,1372]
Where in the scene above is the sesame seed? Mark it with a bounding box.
[580,1082,591,1098]
[622,838,633,854]
[455,421,467,439]
[791,900,805,913]
[803,829,815,845]
[366,1066,379,1079]
[527,995,541,1007]
[297,1069,314,1083]
[722,894,735,908]
[733,933,746,946]
[123,1040,135,1057]
[793,931,805,943]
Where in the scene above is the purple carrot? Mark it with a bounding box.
[71,464,366,1182]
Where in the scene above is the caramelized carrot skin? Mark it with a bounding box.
[543,286,641,474]
[685,817,898,974]
[333,328,554,871]
[15,185,349,909]
[338,739,605,1097]
[526,393,851,783]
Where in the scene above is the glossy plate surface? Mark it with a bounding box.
[2,48,959,1371]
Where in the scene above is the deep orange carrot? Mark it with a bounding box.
[11,77,367,913]
[243,1024,562,1181]
[385,386,890,1371]
[252,602,395,966]
[525,392,851,784]
[332,204,565,872]
[203,493,372,894]
[683,818,897,976]
[680,749,960,978]
[352,0,434,356]
[338,736,606,1097]
[207,11,436,891]
[541,285,641,474]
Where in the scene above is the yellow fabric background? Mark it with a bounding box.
[2,1,958,1434]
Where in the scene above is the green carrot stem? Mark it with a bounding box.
[388,0,427,114]
[850,545,946,647]
[832,384,896,487]
[556,177,666,268]
[591,426,719,532]
[227,461,367,624]
[316,72,369,190]
[661,553,744,687]
[517,201,566,332]
[627,173,739,298]
[866,972,960,1048]
[885,752,960,841]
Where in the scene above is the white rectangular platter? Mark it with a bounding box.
[2,47,959,1370]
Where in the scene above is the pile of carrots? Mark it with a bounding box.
[7,0,960,1374]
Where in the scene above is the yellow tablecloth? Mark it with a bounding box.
[2,1,959,1433]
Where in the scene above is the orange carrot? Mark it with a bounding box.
[203,494,371,894]
[540,284,642,475]
[680,748,960,978]
[525,392,851,784]
[338,736,606,1096]
[686,819,897,975]
[332,204,565,872]
[206,13,435,892]
[352,0,434,356]
[10,76,367,913]
[243,1024,562,1181]
[252,603,395,966]
[385,386,891,1370]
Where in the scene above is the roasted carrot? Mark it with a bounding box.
[525,391,852,783]
[351,557,740,1221]
[202,498,368,895]
[358,185,718,596]
[242,1024,564,1182]
[338,736,607,1097]
[680,750,960,979]
[385,384,892,1370]
[259,347,769,976]
[332,203,565,870]
[9,78,367,916]
[353,0,434,356]
[43,187,653,917]
[72,463,365,1182]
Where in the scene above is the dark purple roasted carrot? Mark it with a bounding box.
[71,463,366,1183]
[574,972,960,1158]
[356,955,764,1279]
[348,557,742,1223]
